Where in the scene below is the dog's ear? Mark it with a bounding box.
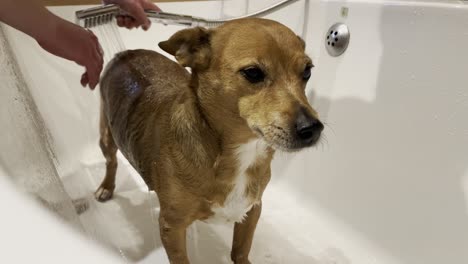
[297,35,306,50]
[159,27,212,70]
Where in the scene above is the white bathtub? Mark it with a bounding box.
[1,0,468,263]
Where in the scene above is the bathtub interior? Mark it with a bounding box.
[1,0,468,263]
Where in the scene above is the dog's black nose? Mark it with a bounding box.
[295,109,324,144]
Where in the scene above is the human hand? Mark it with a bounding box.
[36,18,104,89]
[103,0,161,30]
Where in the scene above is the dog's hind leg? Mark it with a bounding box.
[95,105,118,202]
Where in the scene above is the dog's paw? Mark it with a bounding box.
[94,186,114,202]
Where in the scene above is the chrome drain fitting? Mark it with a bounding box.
[325,23,350,57]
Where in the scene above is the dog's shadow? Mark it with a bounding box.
[63,144,346,264]
[96,190,233,263]
[112,192,339,264]
[110,192,163,262]
[85,188,333,264]
[72,189,162,262]
[104,192,232,263]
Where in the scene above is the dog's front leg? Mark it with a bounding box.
[159,215,190,264]
[231,202,262,264]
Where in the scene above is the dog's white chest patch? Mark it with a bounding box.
[208,139,268,224]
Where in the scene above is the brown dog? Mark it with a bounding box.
[95,18,323,263]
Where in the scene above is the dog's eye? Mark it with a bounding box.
[241,67,265,83]
[303,65,313,81]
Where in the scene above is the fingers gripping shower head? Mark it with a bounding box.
[75,4,210,28]
[75,0,301,29]
[75,0,302,63]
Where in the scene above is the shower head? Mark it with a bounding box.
[75,5,216,28]
[75,0,301,28]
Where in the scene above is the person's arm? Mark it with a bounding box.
[0,0,53,42]
[0,0,103,89]
[103,0,161,30]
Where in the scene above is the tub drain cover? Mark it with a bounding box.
[325,23,350,57]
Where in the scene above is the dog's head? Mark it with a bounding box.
[159,18,323,151]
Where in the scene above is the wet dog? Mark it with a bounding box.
[96,18,323,263]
